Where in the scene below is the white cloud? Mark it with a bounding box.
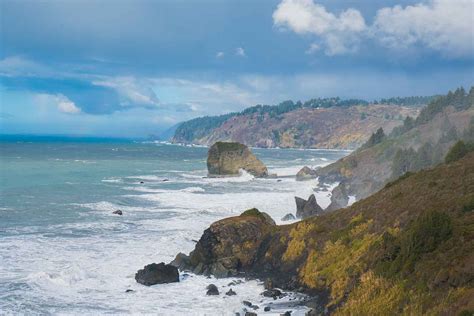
[0,56,52,77]
[372,0,474,57]
[34,93,81,114]
[273,0,366,55]
[305,43,320,54]
[216,51,225,58]
[273,0,474,58]
[235,47,246,57]
[92,77,160,107]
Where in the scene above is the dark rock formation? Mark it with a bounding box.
[206,284,219,295]
[226,288,237,296]
[295,194,323,219]
[135,263,179,286]
[264,306,271,312]
[296,166,318,181]
[207,142,268,177]
[281,213,296,221]
[325,183,349,212]
[262,288,282,299]
[170,252,191,271]
[170,208,276,278]
[113,210,123,215]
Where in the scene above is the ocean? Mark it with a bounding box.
[0,138,349,315]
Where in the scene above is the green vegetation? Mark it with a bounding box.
[173,92,444,143]
[378,95,438,107]
[240,208,263,218]
[173,113,235,142]
[416,87,473,126]
[375,210,452,278]
[445,140,474,163]
[361,127,386,149]
[214,141,244,152]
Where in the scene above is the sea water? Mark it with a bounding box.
[0,138,349,315]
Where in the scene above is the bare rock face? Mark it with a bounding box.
[296,166,318,181]
[135,262,179,286]
[326,183,349,212]
[207,142,268,177]
[295,194,323,219]
[171,208,276,278]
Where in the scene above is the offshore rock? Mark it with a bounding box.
[135,263,179,286]
[296,166,318,181]
[295,194,323,219]
[207,142,268,177]
[206,284,219,295]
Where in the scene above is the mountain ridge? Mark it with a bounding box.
[171,96,434,149]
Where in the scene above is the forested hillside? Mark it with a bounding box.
[172,96,430,149]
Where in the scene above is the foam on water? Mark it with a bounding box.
[0,142,349,315]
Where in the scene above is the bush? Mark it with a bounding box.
[445,140,473,163]
[376,210,452,278]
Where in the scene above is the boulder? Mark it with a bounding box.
[226,288,237,296]
[281,213,296,221]
[262,288,282,299]
[296,166,318,181]
[169,252,190,271]
[135,263,179,286]
[112,210,123,215]
[295,194,323,219]
[206,284,219,295]
[207,142,268,177]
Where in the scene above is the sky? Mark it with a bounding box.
[0,0,473,138]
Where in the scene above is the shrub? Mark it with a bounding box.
[445,140,473,163]
[376,210,452,278]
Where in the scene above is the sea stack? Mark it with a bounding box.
[207,142,268,177]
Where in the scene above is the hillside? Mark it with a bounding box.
[317,87,474,206]
[174,151,474,315]
[172,97,428,149]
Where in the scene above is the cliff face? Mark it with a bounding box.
[317,104,474,204]
[175,153,474,315]
[207,142,268,177]
[173,104,420,149]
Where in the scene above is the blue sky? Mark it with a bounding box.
[1,0,473,137]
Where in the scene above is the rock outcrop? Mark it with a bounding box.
[207,142,268,177]
[295,194,323,219]
[170,208,276,278]
[325,183,350,212]
[135,262,179,286]
[281,213,296,221]
[296,166,318,181]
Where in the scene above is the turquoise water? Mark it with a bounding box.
[0,139,348,314]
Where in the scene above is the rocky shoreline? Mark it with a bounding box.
[135,151,474,315]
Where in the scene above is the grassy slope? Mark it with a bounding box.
[316,106,474,199]
[264,153,474,315]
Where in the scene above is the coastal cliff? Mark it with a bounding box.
[173,152,474,315]
[316,87,474,208]
[172,99,422,149]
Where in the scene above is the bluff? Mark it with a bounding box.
[207,142,268,177]
[172,98,423,149]
[317,87,474,208]
[172,152,474,315]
